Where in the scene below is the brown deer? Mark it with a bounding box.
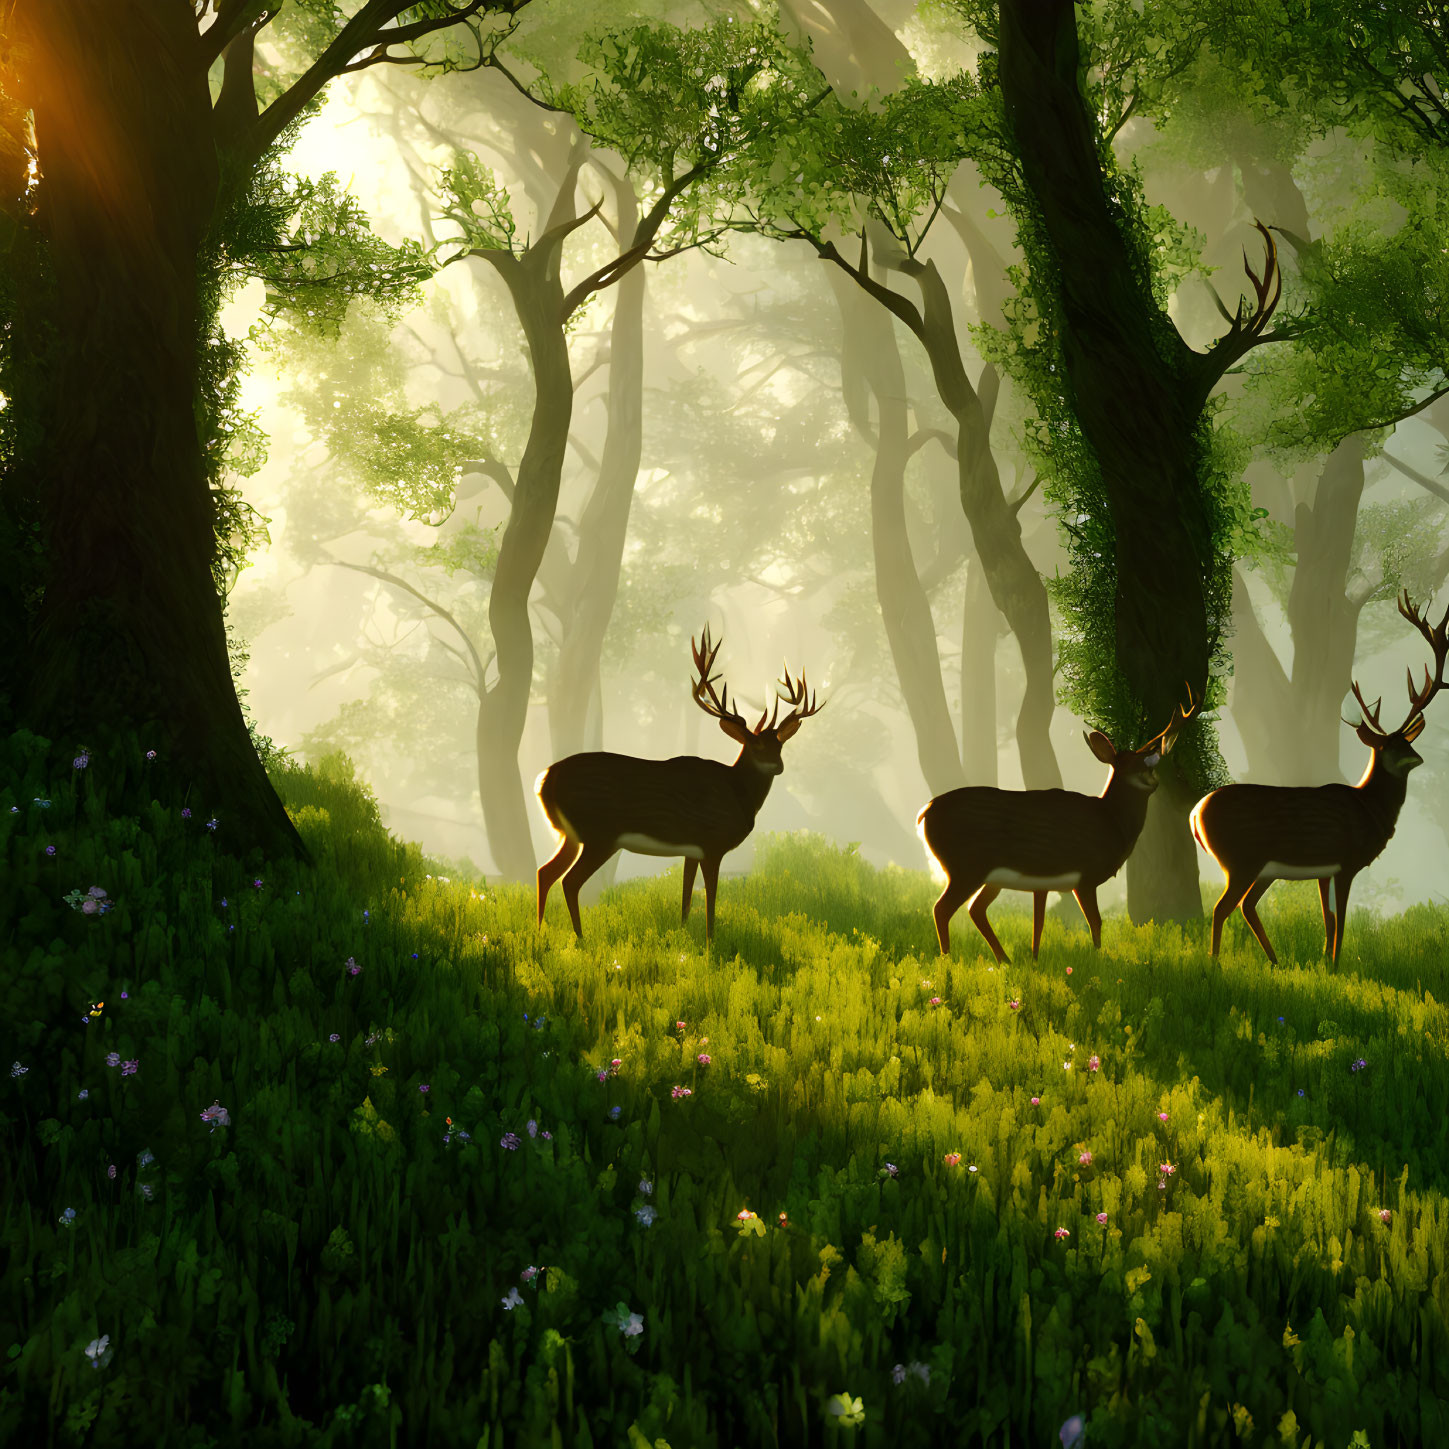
[1192,591,1448,964]
[917,688,1199,962]
[535,625,824,942]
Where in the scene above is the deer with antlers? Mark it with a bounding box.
[535,625,824,943]
[1192,591,1448,965]
[917,687,1199,963]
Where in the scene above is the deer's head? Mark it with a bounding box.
[692,625,824,775]
[1086,684,1199,793]
[1347,592,1449,778]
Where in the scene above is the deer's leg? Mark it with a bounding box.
[1316,877,1335,957]
[1238,881,1278,965]
[700,856,721,943]
[561,842,614,937]
[537,838,582,925]
[1329,872,1353,966]
[1073,885,1102,950]
[1031,892,1048,959]
[967,885,1009,964]
[681,857,699,923]
[932,875,977,956]
[1210,873,1256,958]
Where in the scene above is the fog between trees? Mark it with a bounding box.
[212,0,1449,912]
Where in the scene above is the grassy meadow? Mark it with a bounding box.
[3,735,1448,1447]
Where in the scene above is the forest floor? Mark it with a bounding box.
[3,744,1447,1447]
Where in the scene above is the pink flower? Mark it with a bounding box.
[120,1059,138,1076]
[736,1208,757,1222]
[1157,1111,1169,1122]
[1379,1208,1392,1224]
[1096,1212,1108,1225]
[675,1020,686,1032]
[596,1070,608,1082]
[610,1058,622,1073]
[1159,1161,1176,1176]
[671,1085,692,1100]
[1054,1227,1071,1240]
[1078,1150,1092,1166]
[1087,1055,1100,1071]
[418,1083,430,1094]
[943,1152,961,1167]
[696,1053,711,1066]
[1008,1000,1021,1011]
[346,958,361,976]
[199,1101,230,1131]
[1065,966,1073,975]
[928,996,942,1007]
[1030,1096,1041,1106]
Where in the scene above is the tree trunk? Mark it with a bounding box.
[959,552,1000,783]
[477,250,575,881]
[1228,567,1296,780]
[18,0,305,858]
[833,276,965,795]
[1127,764,1206,922]
[998,0,1214,921]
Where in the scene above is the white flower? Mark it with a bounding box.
[84,1335,112,1369]
[635,1205,658,1227]
[501,1287,523,1310]
[623,1312,644,1337]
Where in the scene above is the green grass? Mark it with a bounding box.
[3,736,1448,1447]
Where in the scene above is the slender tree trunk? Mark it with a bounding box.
[959,552,1000,783]
[1228,567,1296,780]
[998,0,1217,921]
[832,277,965,795]
[477,253,575,881]
[18,0,305,857]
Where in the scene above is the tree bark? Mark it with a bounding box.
[959,552,1000,783]
[832,276,965,795]
[998,0,1218,920]
[17,0,305,858]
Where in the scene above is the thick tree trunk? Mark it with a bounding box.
[959,552,1000,783]
[1228,568,1296,780]
[833,277,965,795]
[998,0,1213,921]
[1127,764,1206,922]
[19,0,305,858]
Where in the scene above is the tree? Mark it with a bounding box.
[0,0,531,858]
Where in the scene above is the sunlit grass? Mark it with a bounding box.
[2,740,1447,1447]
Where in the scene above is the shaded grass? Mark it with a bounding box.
[3,739,1448,1448]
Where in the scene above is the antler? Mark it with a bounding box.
[1237,220,1281,343]
[1138,681,1199,756]
[771,661,825,739]
[691,625,750,732]
[1394,590,1449,739]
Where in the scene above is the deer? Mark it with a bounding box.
[1191,590,1448,965]
[916,687,1199,963]
[534,625,824,943]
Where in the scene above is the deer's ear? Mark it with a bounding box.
[1404,715,1426,743]
[1355,720,1382,749]
[1084,730,1116,764]
[719,717,752,746]
[776,716,802,743]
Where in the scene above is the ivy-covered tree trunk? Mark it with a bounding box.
[998,0,1218,922]
[18,0,306,858]
[834,277,965,796]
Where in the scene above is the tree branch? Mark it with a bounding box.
[1382,448,1449,507]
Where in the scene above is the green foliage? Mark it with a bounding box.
[3,739,1448,1445]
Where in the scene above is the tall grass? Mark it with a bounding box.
[2,735,1447,1447]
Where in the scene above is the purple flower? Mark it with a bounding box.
[77,1088,88,1100]
[106,1164,116,1180]
[541,1130,552,1140]
[596,1069,608,1082]
[88,886,106,899]
[608,1105,621,1120]
[329,1033,340,1043]
[346,959,361,976]
[697,1052,712,1066]
[44,845,56,857]
[520,1265,539,1283]
[73,753,89,770]
[205,817,219,832]
[139,1183,154,1201]
[181,808,191,819]
[252,878,263,890]
[120,1059,138,1077]
[105,1053,120,1068]
[500,1132,521,1151]
[145,750,157,761]
[82,899,99,915]
[59,1207,76,1226]
[1060,1414,1086,1449]
[892,1364,907,1385]
[199,1101,230,1131]
[526,1119,537,1137]
[419,1083,430,1094]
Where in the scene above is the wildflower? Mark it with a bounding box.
[968,1163,979,1174]
[84,1335,112,1369]
[1065,966,1073,975]
[1350,1057,1368,1073]
[1054,1227,1071,1240]
[622,1313,643,1338]
[73,753,89,770]
[635,1206,657,1227]
[1030,1095,1040,1106]
[610,1058,622,1073]
[33,797,50,808]
[778,1212,789,1228]
[736,1208,758,1222]
[418,1084,430,1094]
[1062,1060,1072,1071]
[120,1060,138,1077]
[639,1179,653,1195]
[137,1150,154,1169]
[1060,1414,1086,1449]
[145,750,157,761]
[1096,1212,1108,1225]
[199,1101,230,1131]
[609,1106,621,1120]
[596,1069,608,1082]
[825,1394,864,1427]
[106,1164,116,1180]
[10,1061,28,1078]
[205,817,218,831]
[501,1288,523,1310]
[180,808,191,819]
[252,878,263,890]
[943,1152,961,1167]
[1008,1000,1021,1011]
[1379,1208,1392,1224]
[928,996,942,1007]
[139,1183,154,1201]
[77,1089,88,1101]
[1087,1055,1100,1072]
[1078,1150,1093,1166]
[541,1130,552,1140]
[697,1052,712,1066]
[883,1162,899,1178]
[59,1207,76,1227]
[500,1132,521,1151]
[892,1364,907,1385]
[1159,1161,1176,1176]
[1277,1016,1284,1023]
[1297,1089,1305,1097]
[119,990,127,1000]
[45,845,56,857]
[1157,1111,1169,1122]
[520,1266,539,1283]
[329,1033,340,1043]
[920,979,931,989]
[526,1119,537,1137]
[675,1020,686,1032]
[671,1085,692,1100]
[346,959,361,976]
